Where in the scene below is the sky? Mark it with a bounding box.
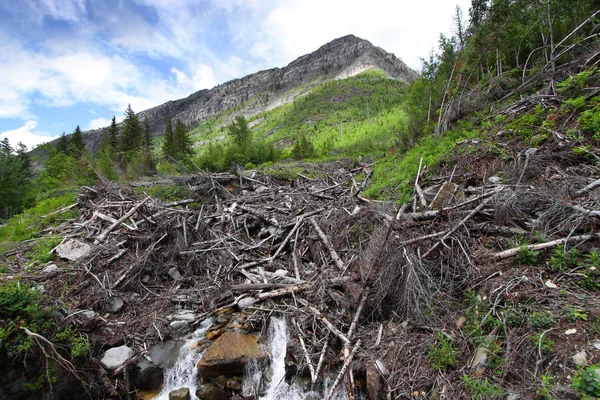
[0,0,472,151]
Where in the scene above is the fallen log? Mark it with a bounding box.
[325,339,362,400]
[96,197,150,243]
[310,217,346,271]
[494,233,599,260]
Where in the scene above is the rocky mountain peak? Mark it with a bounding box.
[80,35,416,152]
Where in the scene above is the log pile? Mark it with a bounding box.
[10,153,600,398]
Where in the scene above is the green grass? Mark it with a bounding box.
[364,121,482,201]
[0,192,77,244]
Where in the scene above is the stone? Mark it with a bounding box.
[195,383,229,400]
[273,269,288,276]
[170,320,190,334]
[564,328,577,335]
[43,264,59,273]
[169,387,190,400]
[132,359,163,390]
[254,185,269,194]
[100,345,134,370]
[168,267,182,281]
[572,350,587,366]
[456,315,467,328]
[170,309,196,322]
[488,176,502,184]
[105,296,124,313]
[197,331,267,377]
[55,239,92,261]
[149,341,184,368]
[225,376,243,393]
[544,280,558,289]
[237,298,256,311]
[593,341,600,350]
[80,310,97,319]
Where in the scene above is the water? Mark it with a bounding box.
[157,316,353,400]
[243,316,349,400]
[154,318,213,400]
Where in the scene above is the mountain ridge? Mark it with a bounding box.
[81,35,416,151]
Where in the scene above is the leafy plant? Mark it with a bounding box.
[504,306,525,328]
[429,332,460,370]
[532,332,555,355]
[461,375,504,399]
[515,246,539,265]
[565,306,588,323]
[529,311,555,331]
[572,364,600,398]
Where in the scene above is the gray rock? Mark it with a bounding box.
[237,297,256,310]
[55,239,92,261]
[149,340,184,368]
[100,345,134,370]
[105,296,124,313]
[254,185,269,194]
[170,309,196,322]
[572,350,587,366]
[80,310,97,319]
[169,387,190,400]
[488,176,502,184]
[170,320,190,334]
[132,359,163,390]
[43,264,59,273]
[168,267,182,281]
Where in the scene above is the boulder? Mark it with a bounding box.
[100,345,133,370]
[197,332,266,377]
[55,239,92,261]
[169,387,190,400]
[105,296,124,313]
[132,359,163,390]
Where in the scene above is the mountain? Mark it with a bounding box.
[80,35,416,152]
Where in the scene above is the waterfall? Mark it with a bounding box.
[243,316,350,400]
[154,318,213,400]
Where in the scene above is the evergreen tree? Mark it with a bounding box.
[227,116,251,150]
[173,119,194,160]
[143,119,152,150]
[161,118,175,159]
[0,138,31,219]
[69,125,85,158]
[107,116,119,150]
[120,104,143,159]
[56,132,69,154]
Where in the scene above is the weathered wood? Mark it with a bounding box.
[313,338,328,384]
[325,340,361,400]
[495,233,598,260]
[309,218,345,271]
[96,197,150,242]
[298,298,351,345]
[230,283,295,291]
[294,318,316,383]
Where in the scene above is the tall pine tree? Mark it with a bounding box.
[69,125,85,158]
[120,104,143,159]
[173,120,194,160]
[107,116,119,150]
[161,118,175,160]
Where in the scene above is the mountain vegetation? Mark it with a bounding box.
[0,1,599,399]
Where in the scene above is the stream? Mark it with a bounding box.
[155,316,353,400]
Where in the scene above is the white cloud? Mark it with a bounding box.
[28,0,87,23]
[88,117,112,130]
[248,0,472,70]
[0,120,59,151]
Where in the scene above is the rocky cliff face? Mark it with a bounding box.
[80,35,416,151]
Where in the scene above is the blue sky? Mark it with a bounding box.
[0,0,471,150]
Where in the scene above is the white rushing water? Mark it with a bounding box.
[154,318,213,400]
[243,316,350,400]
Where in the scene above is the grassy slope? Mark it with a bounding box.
[191,69,409,161]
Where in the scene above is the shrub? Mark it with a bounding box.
[515,246,539,265]
[461,375,504,399]
[572,364,600,398]
[529,311,555,331]
[429,332,460,370]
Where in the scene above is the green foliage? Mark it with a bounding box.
[549,248,581,272]
[515,246,539,265]
[68,125,85,158]
[532,332,555,355]
[461,375,503,399]
[428,332,460,370]
[529,311,555,331]
[26,236,62,266]
[0,138,31,219]
[572,364,600,398]
[135,185,190,202]
[120,104,144,159]
[292,134,316,160]
[565,307,588,323]
[54,326,90,359]
[504,306,525,328]
[539,374,554,399]
[0,192,77,242]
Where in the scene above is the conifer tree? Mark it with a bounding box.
[161,118,175,160]
[56,133,69,154]
[69,125,85,158]
[120,104,143,159]
[173,119,194,160]
[143,119,152,150]
[107,116,119,150]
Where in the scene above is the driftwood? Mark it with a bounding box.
[573,178,600,198]
[325,339,361,400]
[310,217,346,271]
[96,197,150,242]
